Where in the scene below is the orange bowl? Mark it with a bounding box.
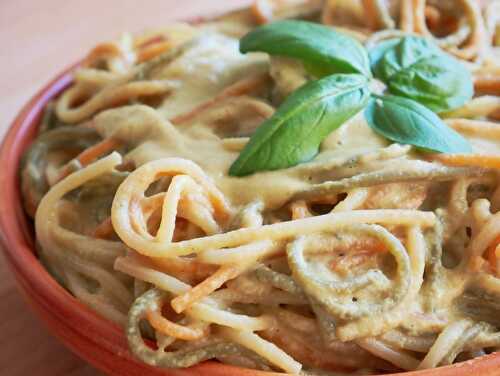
[0,54,500,376]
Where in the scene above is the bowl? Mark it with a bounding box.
[0,36,500,376]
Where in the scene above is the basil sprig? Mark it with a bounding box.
[240,20,371,77]
[229,74,370,176]
[229,22,473,176]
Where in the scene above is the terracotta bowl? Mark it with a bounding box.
[0,62,500,376]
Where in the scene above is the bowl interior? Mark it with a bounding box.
[0,64,499,376]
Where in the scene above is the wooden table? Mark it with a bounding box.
[0,1,250,374]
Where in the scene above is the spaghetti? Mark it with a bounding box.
[22,0,500,374]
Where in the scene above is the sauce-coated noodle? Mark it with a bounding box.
[24,1,500,374]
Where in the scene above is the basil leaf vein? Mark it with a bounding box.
[364,95,472,153]
[374,36,441,82]
[229,74,371,176]
[368,38,401,76]
[387,54,473,113]
[240,20,371,77]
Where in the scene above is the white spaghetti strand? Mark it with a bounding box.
[114,256,273,331]
[418,320,473,369]
[357,338,420,370]
[23,1,500,373]
[113,163,436,257]
[218,327,302,374]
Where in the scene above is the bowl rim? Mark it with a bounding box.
[0,34,500,376]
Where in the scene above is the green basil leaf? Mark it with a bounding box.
[364,95,472,153]
[240,20,371,77]
[387,54,473,113]
[368,38,401,75]
[375,36,441,81]
[229,74,370,176]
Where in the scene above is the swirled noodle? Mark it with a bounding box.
[23,1,500,374]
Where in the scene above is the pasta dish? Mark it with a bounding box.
[21,0,500,374]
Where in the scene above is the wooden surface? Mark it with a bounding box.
[0,1,250,375]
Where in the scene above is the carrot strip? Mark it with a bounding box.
[170,73,270,125]
[83,42,123,66]
[137,35,165,49]
[474,75,500,95]
[424,5,441,30]
[432,154,500,169]
[146,310,207,341]
[171,265,244,313]
[137,40,173,63]
[362,0,380,30]
[330,249,385,277]
[57,138,120,181]
[77,138,121,166]
[94,217,114,239]
[486,235,500,274]
[150,256,217,285]
[446,118,500,137]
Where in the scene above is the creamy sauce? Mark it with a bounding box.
[95,31,498,211]
[94,32,402,209]
[155,33,269,118]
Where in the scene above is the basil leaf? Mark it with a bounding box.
[365,95,472,153]
[375,36,441,81]
[368,38,401,75]
[240,20,371,77]
[229,74,370,176]
[387,54,473,113]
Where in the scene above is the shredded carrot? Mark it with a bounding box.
[486,235,500,274]
[57,138,120,182]
[137,40,173,63]
[171,265,244,313]
[432,153,500,169]
[492,108,500,121]
[83,42,123,66]
[330,250,382,277]
[137,35,165,49]
[77,138,120,166]
[424,5,441,30]
[171,73,270,125]
[434,13,459,37]
[446,118,500,137]
[146,309,207,341]
[94,217,114,239]
[474,75,500,95]
[150,256,217,284]
[362,0,380,30]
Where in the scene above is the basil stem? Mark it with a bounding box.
[229,74,370,176]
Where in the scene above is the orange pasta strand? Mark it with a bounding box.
[171,265,244,313]
[432,153,500,169]
[146,309,207,341]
